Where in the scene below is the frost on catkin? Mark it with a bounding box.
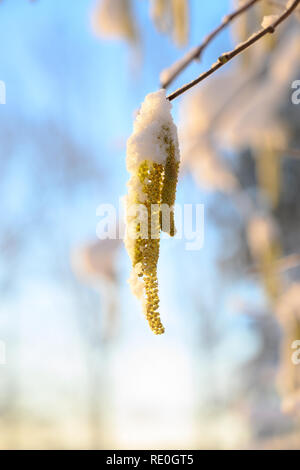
[125,89,180,335]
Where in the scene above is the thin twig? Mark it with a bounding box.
[167,0,300,102]
[161,0,261,89]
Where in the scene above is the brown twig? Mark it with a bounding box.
[167,0,300,102]
[161,0,261,89]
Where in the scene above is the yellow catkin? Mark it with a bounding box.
[92,0,137,43]
[151,0,170,32]
[133,161,165,335]
[260,241,282,301]
[159,125,180,237]
[129,148,179,334]
[125,90,180,335]
[171,0,189,47]
[234,0,254,67]
[256,145,280,208]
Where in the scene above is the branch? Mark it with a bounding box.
[161,0,261,89]
[167,0,300,102]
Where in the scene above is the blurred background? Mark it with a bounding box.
[0,0,300,450]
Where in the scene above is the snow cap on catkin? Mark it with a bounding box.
[124,89,180,335]
[126,89,180,172]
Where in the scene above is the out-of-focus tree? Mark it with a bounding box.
[1,0,300,450]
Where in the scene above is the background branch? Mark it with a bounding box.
[167,0,300,102]
[161,0,261,89]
